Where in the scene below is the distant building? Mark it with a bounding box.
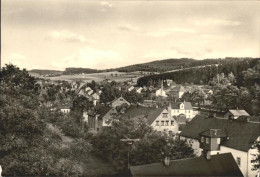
[128,86,135,92]
[170,101,196,119]
[111,96,130,108]
[156,81,167,97]
[180,115,260,177]
[130,153,243,177]
[60,103,71,114]
[224,109,250,119]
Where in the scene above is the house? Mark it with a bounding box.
[224,109,250,119]
[156,81,167,97]
[71,81,77,90]
[92,92,100,106]
[128,86,135,92]
[130,153,243,177]
[180,114,260,177]
[148,108,178,135]
[170,101,197,120]
[178,86,186,98]
[111,96,130,108]
[123,106,178,135]
[136,87,143,94]
[60,104,71,114]
[86,89,94,95]
[85,87,92,92]
[165,79,174,86]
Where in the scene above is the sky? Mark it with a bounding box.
[2,0,260,70]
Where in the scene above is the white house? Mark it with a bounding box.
[148,108,178,135]
[128,86,135,92]
[170,101,197,119]
[180,115,260,177]
[136,87,143,94]
[178,86,186,98]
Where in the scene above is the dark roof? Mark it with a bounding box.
[175,115,186,124]
[96,106,113,118]
[147,108,165,125]
[200,129,227,138]
[130,153,243,177]
[124,106,152,118]
[171,102,193,109]
[180,115,260,152]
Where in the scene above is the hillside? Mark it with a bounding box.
[116,58,222,72]
[30,57,256,75]
[29,69,63,75]
[137,57,259,86]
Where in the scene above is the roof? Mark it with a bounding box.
[228,110,249,117]
[180,115,260,152]
[147,108,165,125]
[124,106,152,118]
[130,153,243,177]
[171,102,193,110]
[174,114,186,124]
[200,129,227,138]
[96,106,113,118]
[111,96,130,104]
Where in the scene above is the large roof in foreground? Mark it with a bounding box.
[180,115,260,152]
[130,153,243,177]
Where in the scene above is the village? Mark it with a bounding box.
[34,69,260,177]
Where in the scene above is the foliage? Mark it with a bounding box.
[0,64,81,176]
[137,58,259,86]
[251,141,260,171]
[91,115,194,170]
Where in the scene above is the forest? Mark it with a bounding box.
[137,58,259,87]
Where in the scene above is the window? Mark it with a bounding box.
[206,138,209,144]
[163,113,168,118]
[171,121,174,125]
[156,121,159,126]
[177,110,179,113]
[236,157,241,166]
[188,110,190,113]
[201,137,204,142]
[217,138,221,144]
[165,121,169,126]
[161,121,164,126]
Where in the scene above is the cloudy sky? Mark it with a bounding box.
[2,0,260,70]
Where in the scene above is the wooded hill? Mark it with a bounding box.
[137,58,260,87]
[30,57,258,75]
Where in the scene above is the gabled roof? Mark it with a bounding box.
[147,108,165,125]
[130,153,243,177]
[171,102,193,110]
[123,106,152,118]
[228,110,249,117]
[180,115,260,152]
[96,106,113,118]
[111,96,130,105]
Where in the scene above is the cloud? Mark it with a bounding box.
[51,46,120,70]
[46,30,87,43]
[117,24,140,32]
[145,28,196,37]
[3,53,37,69]
[194,18,241,26]
[100,1,113,8]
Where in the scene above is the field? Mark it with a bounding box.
[29,71,145,83]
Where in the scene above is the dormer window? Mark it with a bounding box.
[180,103,184,109]
[201,137,204,142]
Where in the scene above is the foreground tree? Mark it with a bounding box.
[0,64,81,176]
[91,114,194,171]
